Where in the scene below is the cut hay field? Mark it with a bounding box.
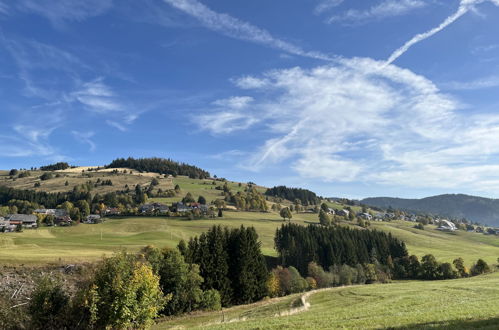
[2,213,499,266]
[0,211,318,264]
[155,272,499,329]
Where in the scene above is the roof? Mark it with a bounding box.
[7,214,37,223]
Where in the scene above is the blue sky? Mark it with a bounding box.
[1,0,499,199]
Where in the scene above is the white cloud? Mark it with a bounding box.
[327,0,426,24]
[198,57,499,191]
[314,0,344,15]
[213,96,253,110]
[72,78,121,113]
[18,0,112,24]
[442,75,499,90]
[106,120,127,132]
[72,131,96,152]
[386,0,499,65]
[233,76,270,89]
[163,0,335,61]
[0,124,63,159]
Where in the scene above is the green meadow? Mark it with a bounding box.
[2,213,499,266]
[0,211,318,264]
[155,272,499,329]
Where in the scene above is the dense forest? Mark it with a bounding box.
[39,162,71,171]
[274,223,408,275]
[106,157,210,179]
[265,186,319,205]
[180,225,268,306]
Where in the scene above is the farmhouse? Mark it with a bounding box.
[54,216,72,226]
[140,203,169,214]
[0,217,14,232]
[6,214,37,228]
[358,212,373,220]
[437,219,457,232]
[337,209,350,217]
[86,214,102,224]
[174,202,192,213]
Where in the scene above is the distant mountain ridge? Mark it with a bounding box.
[361,194,499,226]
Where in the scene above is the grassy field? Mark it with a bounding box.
[0,167,265,204]
[3,214,499,266]
[0,211,319,264]
[156,272,499,329]
[371,220,499,266]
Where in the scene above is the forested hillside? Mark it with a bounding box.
[362,194,499,226]
[106,157,210,179]
[265,186,319,205]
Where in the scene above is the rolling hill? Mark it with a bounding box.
[362,194,499,227]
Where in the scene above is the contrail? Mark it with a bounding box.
[386,0,498,65]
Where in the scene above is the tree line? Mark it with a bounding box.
[265,186,319,206]
[106,157,210,179]
[39,162,71,171]
[274,223,408,275]
[180,225,268,306]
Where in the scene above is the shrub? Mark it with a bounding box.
[202,289,222,311]
[29,276,70,329]
[85,252,166,329]
[471,259,491,276]
[40,173,54,181]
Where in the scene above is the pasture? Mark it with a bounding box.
[156,272,499,329]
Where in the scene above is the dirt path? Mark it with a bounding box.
[274,287,337,317]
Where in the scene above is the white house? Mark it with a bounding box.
[437,219,457,232]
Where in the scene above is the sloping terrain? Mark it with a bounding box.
[155,272,499,329]
[362,194,499,226]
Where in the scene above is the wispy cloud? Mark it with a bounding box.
[0,1,9,15]
[386,0,499,65]
[163,0,335,61]
[17,0,113,24]
[326,0,426,24]
[72,131,96,152]
[314,0,344,15]
[441,75,499,90]
[197,57,499,191]
[72,78,122,113]
[106,120,127,132]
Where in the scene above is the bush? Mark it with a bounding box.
[40,173,54,181]
[85,252,166,329]
[202,289,222,311]
[29,276,70,329]
[471,259,491,276]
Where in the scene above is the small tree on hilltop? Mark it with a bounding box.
[280,207,292,221]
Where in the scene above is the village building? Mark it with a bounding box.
[86,214,102,224]
[437,219,457,232]
[6,214,38,228]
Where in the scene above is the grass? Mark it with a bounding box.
[371,220,499,266]
[153,294,302,329]
[0,211,318,264]
[155,272,499,329]
[0,167,265,204]
[3,215,499,266]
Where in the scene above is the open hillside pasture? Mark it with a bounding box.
[0,167,265,202]
[0,211,318,264]
[156,272,499,329]
[2,213,499,266]
[371,220,499,266]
